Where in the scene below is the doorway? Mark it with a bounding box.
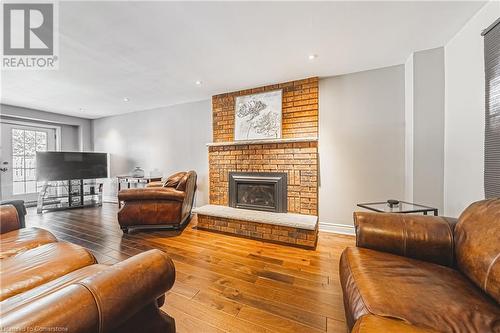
[0,122,57,203]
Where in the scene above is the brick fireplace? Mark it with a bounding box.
[196,77,319,248]
[209,77,319,215]
[209,141,318,215]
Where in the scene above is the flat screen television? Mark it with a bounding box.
[36,152,108,181]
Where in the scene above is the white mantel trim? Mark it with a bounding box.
[207,137,318,147]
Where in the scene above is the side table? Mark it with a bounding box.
[357,200,438,216]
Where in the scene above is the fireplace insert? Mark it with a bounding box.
[228,172,287,213]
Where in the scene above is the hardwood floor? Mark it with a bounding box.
[25,203,355,333]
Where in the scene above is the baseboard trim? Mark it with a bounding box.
[319,222,355,236]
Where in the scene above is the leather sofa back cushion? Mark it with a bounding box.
[175,172,190,191]
[0,227,57,259]
[163,172,187,188]
[454,198,500,303]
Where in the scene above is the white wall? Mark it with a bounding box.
[404,54,414,202]
[444,1,500,217]
[60,125,80,151]
[319,65,406,231]
[92,100,212,206]
[404,47,446,214]
[0,104,92,151]
[412,47,445,212]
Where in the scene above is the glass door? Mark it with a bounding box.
[0,122,56,203]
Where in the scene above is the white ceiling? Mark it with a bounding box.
[0,1,485,119]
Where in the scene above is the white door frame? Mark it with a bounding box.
[0,119,61,202]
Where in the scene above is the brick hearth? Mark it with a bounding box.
[197,215,318,249]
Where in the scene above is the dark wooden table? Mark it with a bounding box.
[117,176,162,208]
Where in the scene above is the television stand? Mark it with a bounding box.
[37,179,103,213]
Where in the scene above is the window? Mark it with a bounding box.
[483,18,500,199]
[12,128,48,194]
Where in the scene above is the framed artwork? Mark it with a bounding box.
[234,90,282,141]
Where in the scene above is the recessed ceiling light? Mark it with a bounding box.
[308,54,318,60]
[195,80,202,85]
[123,97,130,102]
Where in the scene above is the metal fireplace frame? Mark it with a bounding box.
[228,172,287,213]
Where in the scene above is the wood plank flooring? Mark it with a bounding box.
[25,203,355,333]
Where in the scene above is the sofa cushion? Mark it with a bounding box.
[340,247,500,333]
[0,264,108,314]
[0,242,97,301]
[163,172,186,188]
[352,315,439,333]
[0,227,57,259]
[455,198,500,303]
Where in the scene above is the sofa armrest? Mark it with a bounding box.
[0,250,176,333]
[118,188,185,202]
[354,212,457,266]
[0,205,21,234]
[78,249,175,332]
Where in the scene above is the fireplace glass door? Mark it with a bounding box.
[237,183,276,210]
[229,172,287,213]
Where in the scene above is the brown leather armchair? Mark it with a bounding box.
[340,198,500,333]
[0,205,177,333]
[118,171,197,233]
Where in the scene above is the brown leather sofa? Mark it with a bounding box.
[340,198,500,333]
[118,171,197,233]
[0,205,176,333]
